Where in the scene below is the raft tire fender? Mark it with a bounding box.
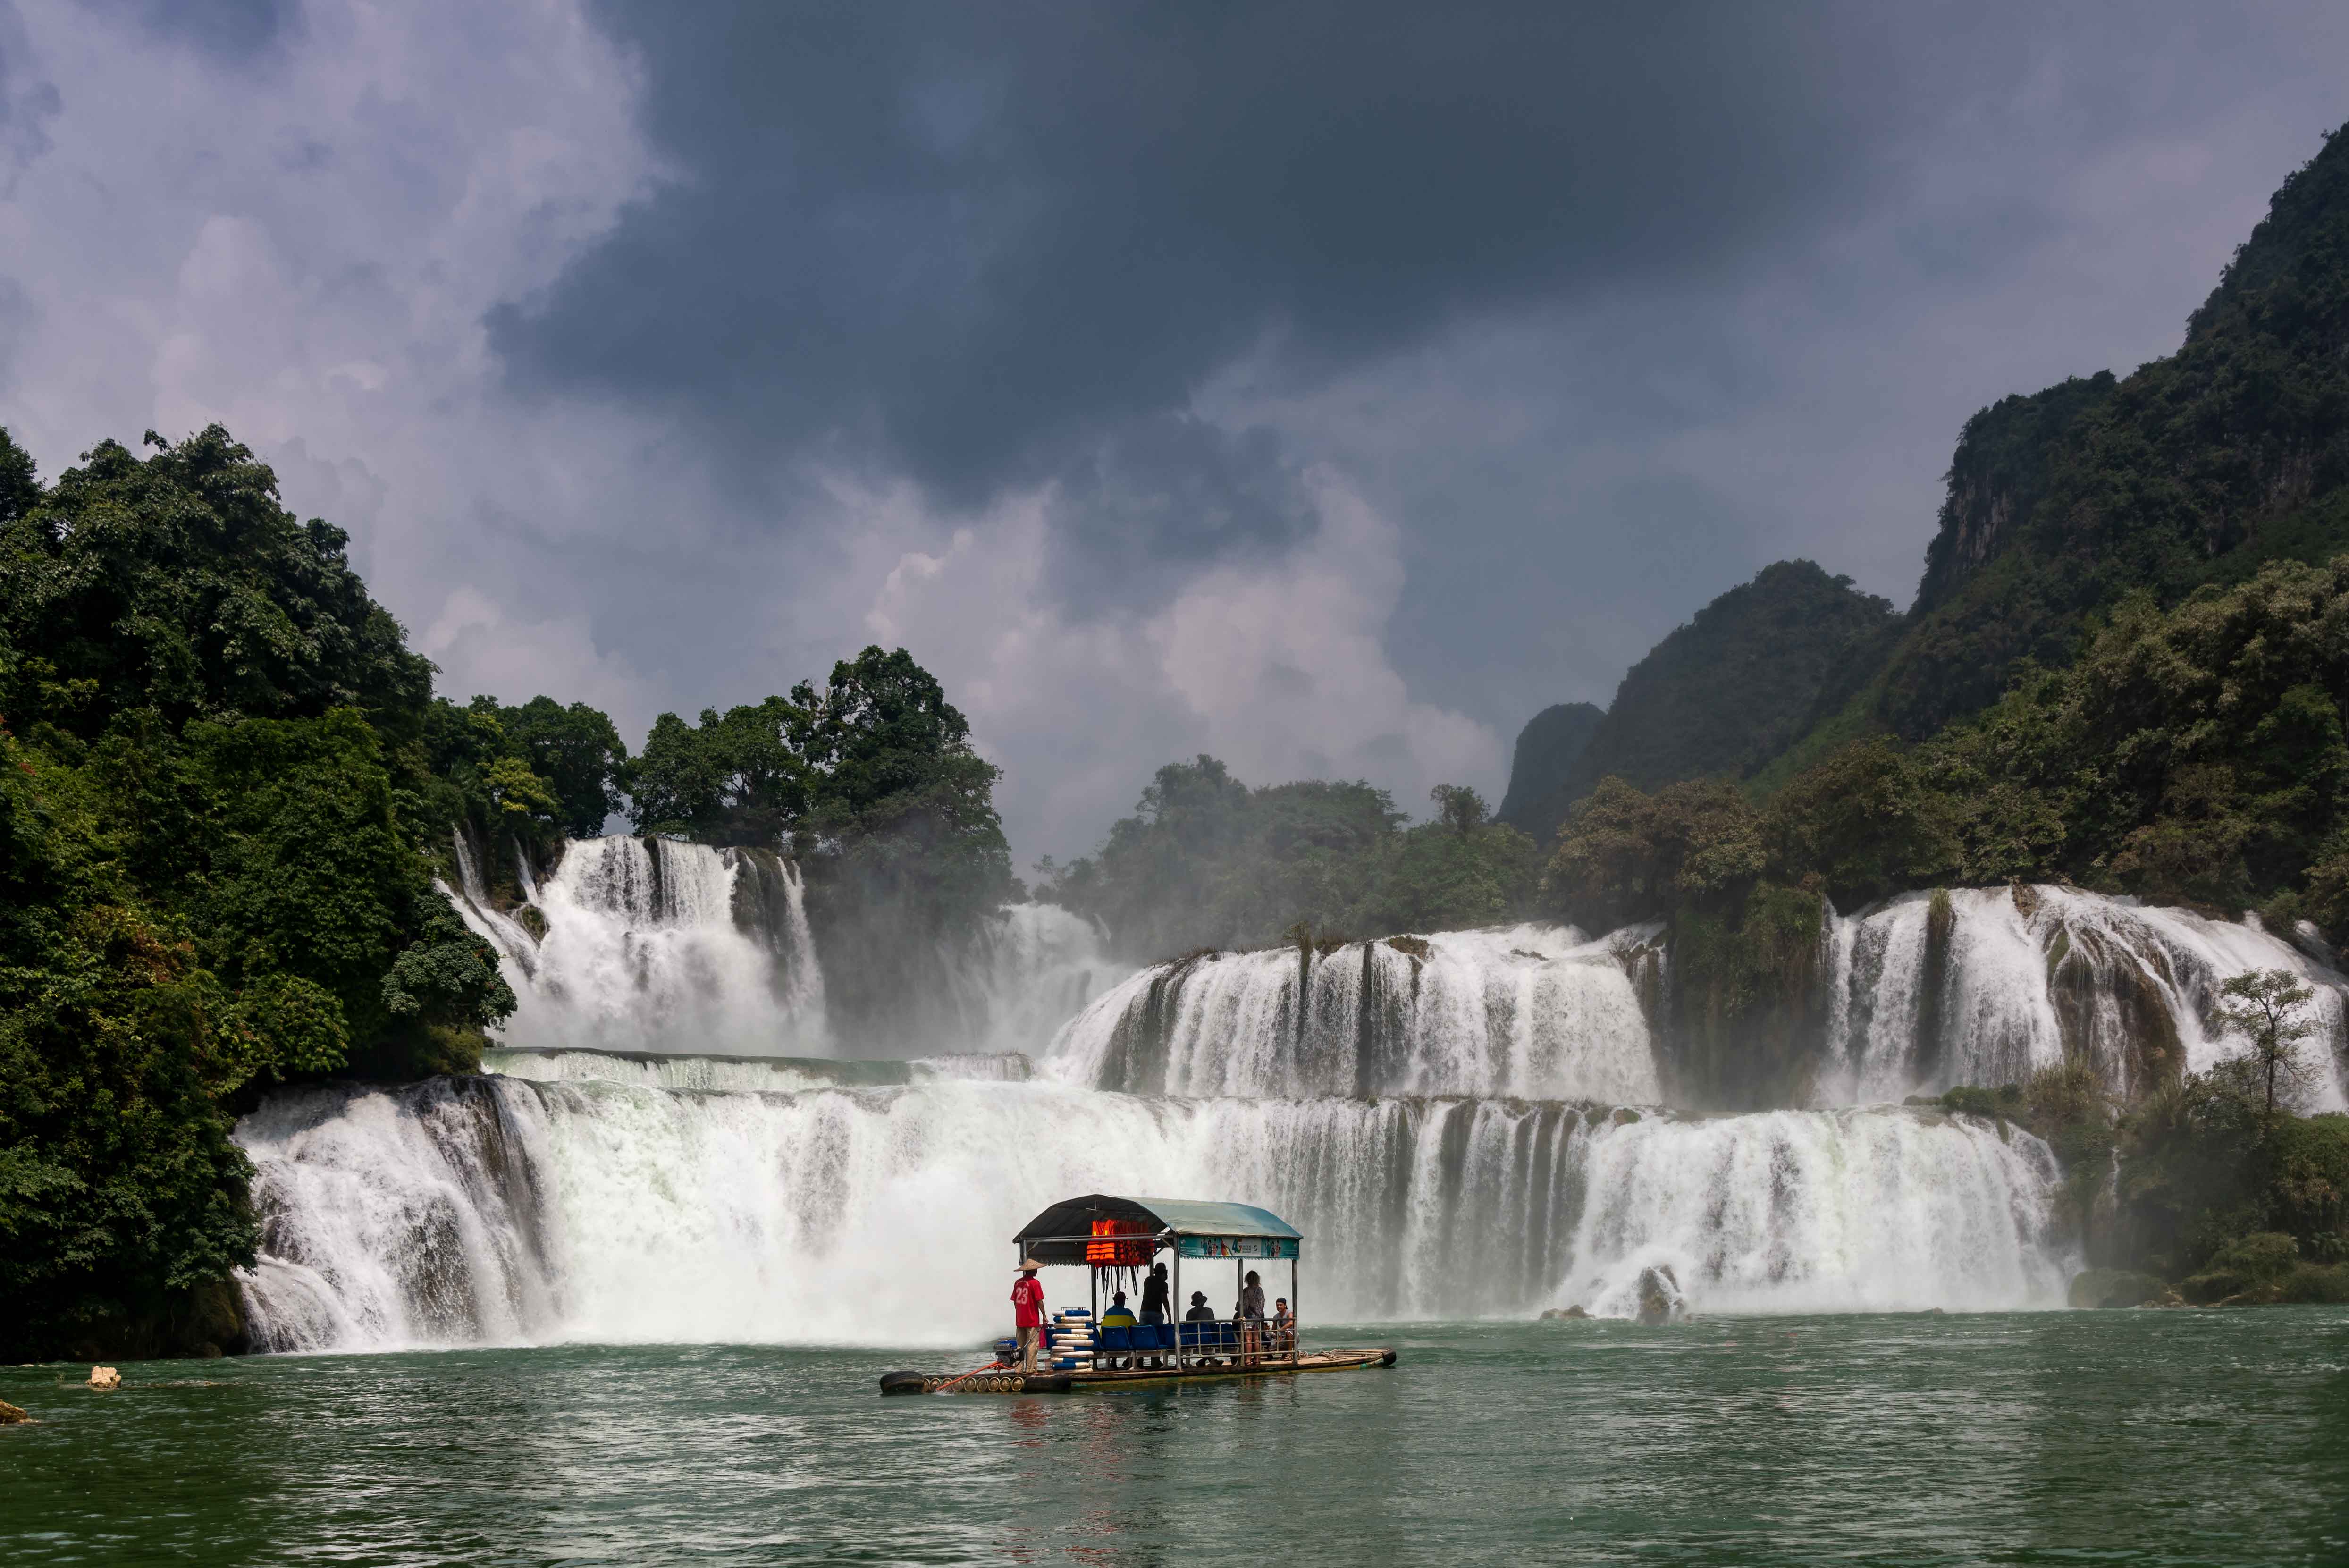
[878,1370,927,1395]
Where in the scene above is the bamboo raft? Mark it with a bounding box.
[882,1346,1396,1395]
[878,1193,1397,1397]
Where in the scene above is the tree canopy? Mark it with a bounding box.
[0,425,515,1357]
[1042,756,1541,960]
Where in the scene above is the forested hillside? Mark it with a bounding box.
[1861,126,2349,745]
[1493,701,1600,834]
[1507,561,1897,841]
[1513,125,2349,828]
[0,429,521,1357]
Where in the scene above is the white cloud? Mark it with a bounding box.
[419,586,661,739]
[0,0,670,677]
[844,470,1501,862]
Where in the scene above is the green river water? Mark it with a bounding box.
[5,1311,2347,1566]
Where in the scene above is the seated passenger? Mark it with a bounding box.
[1098,1290,1138,1367]
[1183,1289,1218,1363]
[1271,1297,1295,1355]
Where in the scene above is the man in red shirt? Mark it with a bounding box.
[1011,1259,1046,1372]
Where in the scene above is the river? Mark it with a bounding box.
[7,1312,2348,1565]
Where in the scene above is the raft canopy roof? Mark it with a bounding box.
[1014,1194,1302,1265]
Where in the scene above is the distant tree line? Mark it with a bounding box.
[1036,756,1540,961]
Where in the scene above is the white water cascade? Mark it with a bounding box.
[235,1074,2068,1351]
[1049,923,1663,1102]
[447,835,830,1057]
[1816,885,2349,1109]
[258,877,2349,1351]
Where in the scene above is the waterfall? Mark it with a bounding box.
[235,1075,2068,1350]
[446,831,544,981]
[943,902,1128,1057]
[1048,923,1662,1102]
[1815,885,2349,1109]
[250,875,2340,1353]
[481,1046,1036,1093]
[444,835,831,1057]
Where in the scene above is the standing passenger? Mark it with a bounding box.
[1238,1269,1267,1366]
[1139,1261,1170,1324]
[1138,1263,1170,1368]
[1011,1260,1046,1374]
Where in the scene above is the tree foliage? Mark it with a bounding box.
[0,425,515,1356]
[2209,969,2318,1119]
[624,647,1016,1044]
[1043,757,1541,960]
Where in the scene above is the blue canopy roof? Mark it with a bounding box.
[1014,1194,1300,1265]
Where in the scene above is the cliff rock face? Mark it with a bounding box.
[1551,561,1898,817]
[1865,126,2349,741]
[1495,702,1602,839]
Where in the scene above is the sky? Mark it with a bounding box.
[1,1,2345,868]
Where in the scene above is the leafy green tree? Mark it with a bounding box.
[0,424,518,1355]
[1429,783,1487,835]
[497,696,629,836]
[1541,776,1763,931]
[2211,969,2318,1119]
[1761,737,1956,908]
[1044,759,1546,959]
[791,647,1011,902]
[0,426,37,523]
[0,426,432,739]
[627,695,812,845]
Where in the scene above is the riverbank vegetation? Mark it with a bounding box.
[0,428,523,1357]
[1935,971,2349,1304]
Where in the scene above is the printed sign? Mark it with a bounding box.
[1178,1235,1298,1260]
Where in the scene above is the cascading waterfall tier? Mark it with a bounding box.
[1818,885,2349,1109]
[446,835,1121,1060]
[246,878,2326,1353]
[940,902,1128,1058]
[234,1071,2069,1351]
[446,835,830,1057]
[1050,922,1664,1102]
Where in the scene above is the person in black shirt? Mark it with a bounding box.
[1139,1261,1170,1324]
[1183,1289,1219,1365]
[1137,1262,1171,1367]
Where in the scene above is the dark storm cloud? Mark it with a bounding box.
[0,2,60,184]
[489,2,1915,553]
[91,0,296,59]
[1043,415,1313,606]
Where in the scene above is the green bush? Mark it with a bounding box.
[2210,1231,2301,1281]
[1942,1084,2026,1120]
[2277,1262,2349,1303]
[2179,1269,2248,1305]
